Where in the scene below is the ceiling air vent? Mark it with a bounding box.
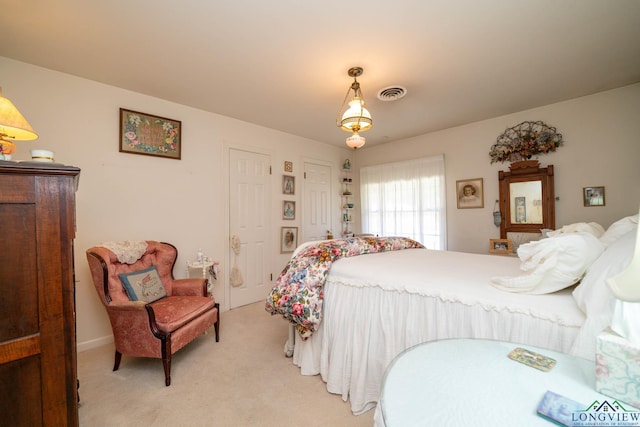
[376,86,407,102]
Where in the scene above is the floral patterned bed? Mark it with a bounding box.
[265,236,424,339]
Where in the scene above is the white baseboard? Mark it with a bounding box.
[77,335,113,353]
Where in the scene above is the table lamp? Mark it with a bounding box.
[0,86,38,159]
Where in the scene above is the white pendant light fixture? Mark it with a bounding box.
[336,67,372,149]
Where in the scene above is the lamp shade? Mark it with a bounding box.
[340,97,372,133]
[346,132,366,149]
[0,87,38,142]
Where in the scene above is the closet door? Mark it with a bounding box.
[228,148,272,309]
[302,161,332,242]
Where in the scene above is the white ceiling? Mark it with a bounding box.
[1,0,639,148]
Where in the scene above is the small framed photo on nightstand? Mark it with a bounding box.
[490,238,513,254]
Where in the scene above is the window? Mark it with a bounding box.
[360,154,446,249]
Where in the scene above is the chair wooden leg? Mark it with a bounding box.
[113,350,122,371]
[214,303,220,342]
[161,338,171,386]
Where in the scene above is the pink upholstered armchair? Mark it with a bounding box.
[86,241,219,386]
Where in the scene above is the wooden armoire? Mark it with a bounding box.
[0,161,80,426]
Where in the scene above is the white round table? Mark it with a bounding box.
[374,339,611,426]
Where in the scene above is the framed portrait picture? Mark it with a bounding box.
[583,186,605,207]
[119,108,181,159]
[283,201,295,220]
[280,227,298,253]
[489,238,513,254]
[456,178,484,209]
[283,175,295,195]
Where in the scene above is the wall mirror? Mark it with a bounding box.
[498,160,555,239]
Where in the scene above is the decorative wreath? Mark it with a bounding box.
[489,121,563,164]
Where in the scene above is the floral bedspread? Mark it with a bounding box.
[265,236,424,339]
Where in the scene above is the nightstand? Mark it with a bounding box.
[375,339,621,426]
[186,258,218,297]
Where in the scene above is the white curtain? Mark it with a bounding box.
[360,154,447,249]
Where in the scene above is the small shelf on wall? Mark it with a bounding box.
[341,166,354,236]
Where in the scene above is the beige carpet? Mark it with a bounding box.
[78,301,374,426]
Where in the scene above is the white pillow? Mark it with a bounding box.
[490,232,605,295]
[573,226,637,314]
[599,214,639,246]
[546,222,604,238]
[569,227,636,360]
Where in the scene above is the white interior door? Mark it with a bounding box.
[229,149,271,308]
[303,162,332,243]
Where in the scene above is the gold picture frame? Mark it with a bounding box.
[583,186,605,207]
[119,108,181,159]
[284,161,293,172]
[489,238,513,254]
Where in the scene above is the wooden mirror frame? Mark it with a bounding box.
[498,160,555,239]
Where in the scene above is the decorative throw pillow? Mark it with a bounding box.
[119,265,167,303]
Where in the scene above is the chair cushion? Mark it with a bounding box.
[149,296,216,333]
[119,265,167,302]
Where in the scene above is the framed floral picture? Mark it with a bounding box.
[119,108,181,159]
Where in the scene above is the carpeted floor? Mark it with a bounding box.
[78,301,374,426]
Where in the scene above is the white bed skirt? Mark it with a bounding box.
[292,279,582,415]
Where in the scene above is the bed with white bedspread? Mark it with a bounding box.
[266,214,638,415]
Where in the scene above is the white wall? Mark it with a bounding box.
[353,84,640,253]
[1,57,352,350]
[3,55,639,350]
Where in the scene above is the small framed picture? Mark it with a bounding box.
[283,175,295,195]
[281,227,298,253]
[583,186,605,207]
[490,238,513,254]
[456,178,484,209]
[284,161,293,172]
[283,201,295,220]
[119,108,181,159]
